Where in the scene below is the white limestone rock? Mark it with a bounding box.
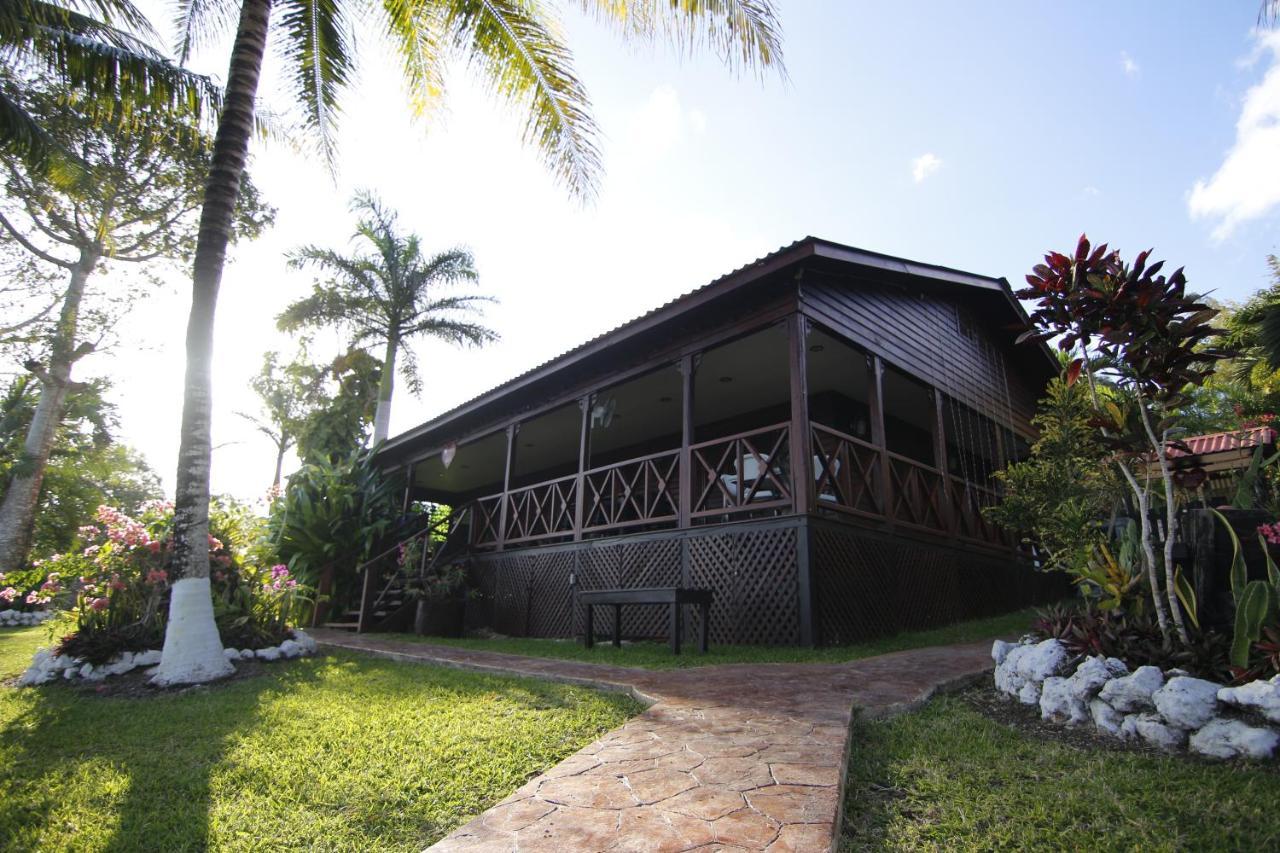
[1153,676,1222,730]
[291,630,317,655]
[1013,639,1069,682]
[1190,719,1280,760]
[255,646,281,662]
[239,649,256,660]
[78,663,94,679]
[17,648,56,686]
[992,639,1018,666]
[133,650,161,666]
[223,647,240,660]
[1090,698,1125,737]
[1017,681,1041,706]
[102,653,136,677]
[1122,712,1187,751]
[1067,656,1128,702]
[1099,666,1164,712]
[1218,679,1280,724]
[278,639,302,659]
[994,660,1026,697]
[1040,676,1089,725]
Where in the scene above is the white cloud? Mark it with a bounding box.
[1189,32,1280,240]
[911,153,942,183]
[1120,51,1140,77]
[1082,186,1101,198]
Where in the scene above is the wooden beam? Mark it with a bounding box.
[574,395,591,541]
[870,355,892,524]
[678,354,695,530]
[788,313,813,514]
[933,390,955,535]
[497,423,518,551]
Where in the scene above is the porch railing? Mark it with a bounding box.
[690,422,792,519]
[461,418,1012,549]
[811,423,883,518]
[504,473,578,545]
[583,448,680,533]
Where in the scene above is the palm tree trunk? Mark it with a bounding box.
[373,334,398,444]
[153,0,272,686]
[0,250,96,572]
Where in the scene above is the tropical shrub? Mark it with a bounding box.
[29,500,309,663]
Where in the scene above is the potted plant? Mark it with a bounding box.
[408,561,468,637]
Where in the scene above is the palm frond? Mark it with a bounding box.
[415,247,478,286]
[411,316,499,347]
[171,0,241,62]
[275,0,356,172]
[380,0,449,120]
[442,0,601,200]
[578,0,785,78]
[1259,303,1280,372]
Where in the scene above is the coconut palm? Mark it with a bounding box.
[1,0,220,168]
[279,191,496,444]
[157,0,785,686]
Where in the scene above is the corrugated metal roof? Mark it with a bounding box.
[377,236,1037,460]
[1168,426,1277,458]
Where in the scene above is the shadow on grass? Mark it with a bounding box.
[1,650,641,852]
[0,662,326,852]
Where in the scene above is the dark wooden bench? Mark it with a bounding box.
[579,587,712,654]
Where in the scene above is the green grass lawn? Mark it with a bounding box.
[372,607,1037,670]
[840,693,1280,851]
[0,626,640,852]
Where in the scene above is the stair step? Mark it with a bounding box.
[324,621,359,629]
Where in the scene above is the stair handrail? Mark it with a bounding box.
[358,505,471,631]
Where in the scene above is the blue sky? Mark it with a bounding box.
[107,2,1280,499]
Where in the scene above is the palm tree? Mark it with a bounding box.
[279,192,495,444]
[1,0,220,169]
[156,0,785,686]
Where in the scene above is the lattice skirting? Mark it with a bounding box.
[465,517,1066,646]
[810,520,1068,645]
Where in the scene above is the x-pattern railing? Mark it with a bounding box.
[949,477,1005,546]
[471,494,503,546]
[888,453,946,531]
[691,422,791,518]
[811,423,882,517]
[505,474,577,543]
[584,449,679,532]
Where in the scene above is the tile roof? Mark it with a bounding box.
[1168,426,1277,458]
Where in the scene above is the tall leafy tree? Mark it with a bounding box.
[0,375,161,560]
[239,345,381,487]
[0,81,270,575]
[161,0,784,684]
[279,191,494,444]
[0,1,221,170]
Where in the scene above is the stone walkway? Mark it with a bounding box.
[310,631,994,853]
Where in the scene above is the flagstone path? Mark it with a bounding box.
[310,630,994,852]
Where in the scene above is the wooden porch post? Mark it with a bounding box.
[679,355,695,529]
[574,396,591,541]
[933,391,956,535]
[870,355,893,524]
[400,462,415,516]
[788,313,813,515]
[497,423,518,551]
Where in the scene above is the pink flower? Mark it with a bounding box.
[110,575,126,592]
[1260,522,1280,546]
[146,541,163,555]
[89,597,109,611]
[0,587,16,602]
[145,569,168,585]
[77,525,100,539]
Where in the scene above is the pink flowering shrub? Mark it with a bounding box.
[1260,522,1280,547]
[36,500,312,663]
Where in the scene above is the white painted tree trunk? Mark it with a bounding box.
[150,577,234,685]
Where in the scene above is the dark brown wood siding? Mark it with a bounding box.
[799,273,1041,436]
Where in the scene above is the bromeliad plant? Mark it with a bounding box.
[1214,509,1280,675]
[1017,236,1230,648]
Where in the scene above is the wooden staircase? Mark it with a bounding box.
[321,506,470,633]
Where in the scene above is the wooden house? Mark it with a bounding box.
[361,238,1066,646]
